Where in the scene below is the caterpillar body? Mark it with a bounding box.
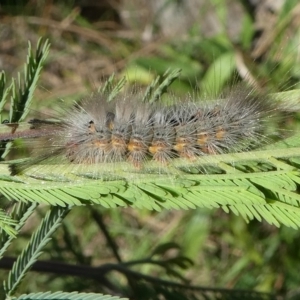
[5,82,282,179]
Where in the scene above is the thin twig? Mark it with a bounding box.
[89,207,122,263]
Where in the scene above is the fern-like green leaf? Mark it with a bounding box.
[0,71,13,121]
[0,208,17,238]
[10,38,50,123]
[98,73,127,102]
[14,291,128,300]
[0,38,50,161]
[1,139,300,228]
[142,68,181,103]
[4,206,71,297]
[0,202,38,258]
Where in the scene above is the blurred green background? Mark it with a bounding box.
[1,0,300,298]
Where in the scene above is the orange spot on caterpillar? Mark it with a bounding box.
[92,140,110,149]
[215,127,226,140]
[128,139,144,152]
[173,138,197,160]
[111,136,127,150]
[197,132,208,146]
[149,141,173,164]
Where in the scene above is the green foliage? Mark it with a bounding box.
[8,38,50,123]
[0,203,37,253]
[0,38,50,161]
[0,208,17,238]
[14,292,127,300]
[98,73,127,103]
[4,206,71,296]
[1,144,300,229]
[0,72,11,121]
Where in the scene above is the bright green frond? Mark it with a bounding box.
[14,291,128,300]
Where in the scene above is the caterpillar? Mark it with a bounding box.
[3,81,284,179]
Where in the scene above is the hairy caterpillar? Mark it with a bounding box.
[2,81,285,179]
